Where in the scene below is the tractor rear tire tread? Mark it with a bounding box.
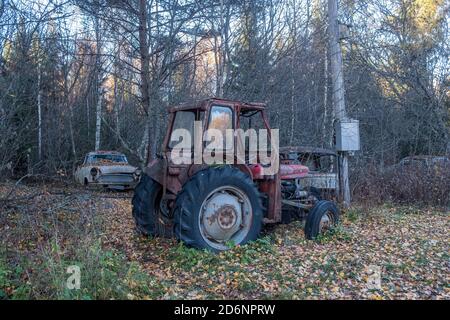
[132,174,169,237]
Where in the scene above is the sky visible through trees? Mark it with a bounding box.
[0,0,448,177]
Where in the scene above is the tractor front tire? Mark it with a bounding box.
[304,200,340,240]
[132,174,170,237]
[173,166,263,252]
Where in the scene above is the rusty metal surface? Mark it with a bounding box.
[300,173,338,190]
[168,98,266,113]
[279,146,338,192]
[281,199,313,210]
[95,173,136,185]
[279,164,309,180]
[199,185,253,250]
[257,175,282,222]
[144,159,183,194]
[75,151,137,187]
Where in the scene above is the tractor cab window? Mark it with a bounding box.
[238,110,271,154]
[239,110,266,131]
[206,106,233,150]
[169,111,195,149]
[169,110,204,149]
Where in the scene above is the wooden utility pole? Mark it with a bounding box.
[328,0,351,207]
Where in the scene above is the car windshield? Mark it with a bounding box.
[86,154,128,164]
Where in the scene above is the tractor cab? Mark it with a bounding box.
[162,98,270,159]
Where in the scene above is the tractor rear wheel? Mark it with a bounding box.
[132,174,171,237]
[173,166,263,252]
[304,200,340,239]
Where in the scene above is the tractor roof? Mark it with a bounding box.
[168,98,266,112]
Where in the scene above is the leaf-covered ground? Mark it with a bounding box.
[102,195,449,300]
[1,182,449,299]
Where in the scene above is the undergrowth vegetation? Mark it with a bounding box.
[1,182,449,300]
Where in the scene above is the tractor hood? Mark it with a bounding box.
[279,164,310,180]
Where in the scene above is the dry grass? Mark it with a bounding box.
[352,164,450,207]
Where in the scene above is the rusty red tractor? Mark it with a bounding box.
[132,98,340,252]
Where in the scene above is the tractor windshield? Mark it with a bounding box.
[299,153,336,173]
[208,106,233,135]
[239,110,266,131]
[239,110,271,153]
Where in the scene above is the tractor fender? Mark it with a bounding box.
[143,159,182,194]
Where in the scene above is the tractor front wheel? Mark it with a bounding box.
[304,200,340,239]
[173,166,263,252]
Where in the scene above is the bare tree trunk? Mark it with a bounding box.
[138,123,149,161]
[86,92,90,141]
[323,46,330,147]
[69,106,77,160]
[289,0,297,146]
[214,0,226,97]
[37,63,42,161]
[138,0,153,164]
[114,76,120,143]
[213,35,223,97]
[289,56,295,145]
[95,87,103,151]
[93,15,104,152]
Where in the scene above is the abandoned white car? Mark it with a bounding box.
[74,151,141,190]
